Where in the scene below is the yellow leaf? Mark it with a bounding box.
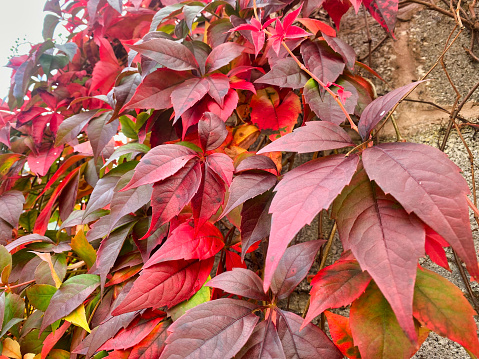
[64,304,90,333]
[22,354,35,359]
[233,124,259,149]
[30,252,62,288]
[2,338,21,359]
[71,230,96,269]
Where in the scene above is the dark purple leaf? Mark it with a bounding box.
[198,112,228,151]
[277,310,343,359]
[237,320,286,359]
[221,172,277,218]
[323,34,356,70]
[128,38,199,71]
[55,110,101,146]
[358,81,425,139]
[205,42,244,73]
[0,190,25,228]
[258,121,353,154]
[159,299,259,359]
[300,40,345,86]
[254,58,308,89]
[207,268,269,301]
[171,77,209,120]
[235,155,278,174]
[271,241,324,300]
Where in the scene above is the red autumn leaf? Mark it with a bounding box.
[254,58,309,89]
[425,227,451,271]
[120,144,198,191]
[159,299,260,359]
[240,191,272,258]
[264,154,359,291]
[333,167,425,341]
[250,88,301,133]
[300,40,345,86]
[112,258,213,315]
[258,121,354,154]
[277,310,343,359]
[362,143,479,279]
[413,267,479,356]
[191,163,226,228]
[225,250,247,271]
[145,159,202,238]
[205,74,230,107]
[100,314,164,350]
[358,81,425,139]
[235,155,278,174]
[5,233,53,252]
[129,321,170,359]
[236,320,285,359]
[271,240,324,300]
[350,282,424,359]
[34,167,81,235]
[268,5,312,54]
[207,268,269,301]
[323,0,351,28]
[171,77,210,120]
[324,311,361,359]
[221,172,277,218]
[124,69,192,110]
[16,106,46,126]
[41,320,71,359]
[297,18,336,37]
[38,154,87,196]
[144,221,224,266]
[198,112,228,152]
[128,38,199,71]
[230,17,274,56]
[205,42,245,73]
[363,0,399,35]
[206,153,234,186]
[91,38,122,94]
[303,260,372,328]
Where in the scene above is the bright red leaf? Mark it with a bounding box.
[324,311,361,359]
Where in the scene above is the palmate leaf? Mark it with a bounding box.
[363,0,399,35]
[362,142,479,279]
[332,167,425,341]
[264,154,359,291]
[413,267,479,356]
[159,299,259,359]
[112,258,214,315]
[300,40,345,86]
[206,153,234,185]
[171,77,210,120]
[198,112,228,152]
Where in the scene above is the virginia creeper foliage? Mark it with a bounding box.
[0,0,478,358]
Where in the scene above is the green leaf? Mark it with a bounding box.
[167,279,211,321]
[26,284,57,312]
[135,111,150,131]
[19,210,39,232]
[19,328,51,355]
[119,115,138,139]
[413,267,479,356]
[1,293,24,337]
[71,230,97,269]
[175,141,203,153]
[41,274,100,332]
[39,54,69,76]
[0,246,12,284]
[350,282,421,359]
[43,14,60,40]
